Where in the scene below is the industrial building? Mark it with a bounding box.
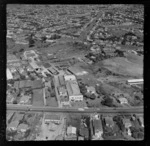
[58,75,66,86]
[64,74,76,81]
[127,79,143,85]
[66,81,83,102]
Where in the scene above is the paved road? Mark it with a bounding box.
[7,104,143,114]
[78,11,104,42]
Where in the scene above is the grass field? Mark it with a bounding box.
[101,55,143,78]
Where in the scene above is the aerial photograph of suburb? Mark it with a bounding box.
[6,4,143,141]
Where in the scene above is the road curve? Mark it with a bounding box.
[7,104,143,114]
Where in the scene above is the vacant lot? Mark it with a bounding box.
[32,89,44,106]
[101,56,143,78]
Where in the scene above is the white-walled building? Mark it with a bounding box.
[64,74,76,81]
[7,68,13,80]
[127,79,143,85]
[66,81,83,102]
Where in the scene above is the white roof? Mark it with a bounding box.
[67,126,76,135]
[7,68,13,80]
[127,79,143,83]
[64,74,76,81]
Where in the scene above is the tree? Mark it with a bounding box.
[19,48,24,52]
[101,97,114,107]
[90,94,96,100]
[41,36,47,43]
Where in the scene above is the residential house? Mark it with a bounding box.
[118,97,128,104]
[138,116,144,127]
[86,86,96,94]
[17,123,29,133]
[79,124,89,140]
[122,118,132,136]
[66,126,77,140]
[92,119,103,139]
[19,95,31,104]
[67,126,77,136]
[104,116,114,128]
[7,94,14,104]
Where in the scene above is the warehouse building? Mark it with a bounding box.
[58,75,66,86]
[127,79,143,85]
[66,81,83,102]
[64,74,76,81]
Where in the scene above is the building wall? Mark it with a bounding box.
[69,95,83,101]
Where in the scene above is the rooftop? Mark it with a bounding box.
[45,114,61,121]
[17,123,28,131]
[66,81,81,96]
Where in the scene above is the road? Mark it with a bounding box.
[7,104,143,114]
[78,11,104,42]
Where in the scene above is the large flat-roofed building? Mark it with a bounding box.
[127,79,143,85]
[68,67,88,76]
[29,61,41,70]
[64,74,76,81]
[66,81,83,102]
[7,68,13,80]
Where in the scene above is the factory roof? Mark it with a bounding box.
[66,81,81,96]
[58,75,65,86]
[93,119,103,131]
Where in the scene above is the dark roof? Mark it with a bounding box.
[19,80,32,88]
[93,119,103,131]
[104,117,114,126]
[58,75,65,86]
[79,125,89,138]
